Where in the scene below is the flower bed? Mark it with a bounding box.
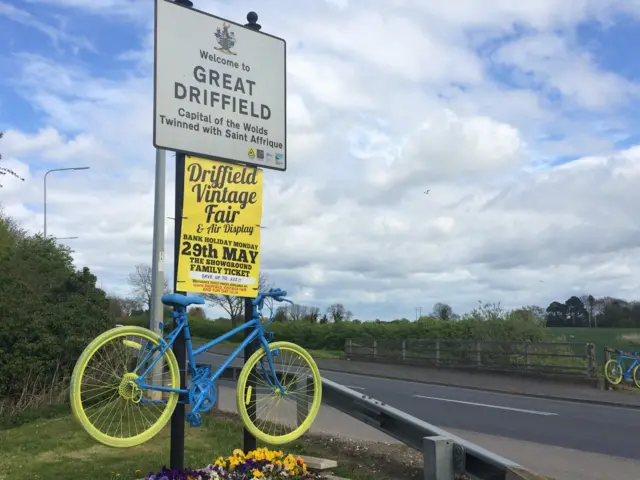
[145,447,318,480]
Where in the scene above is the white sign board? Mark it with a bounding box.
[153,0,287,171]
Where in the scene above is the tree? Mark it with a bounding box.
[565,296,589,326]
[203,272,272,327]
[120,297,142,316]
[520,305,546,325]
[0,208,111,400]
[288,304,309,322]
[432,302,454,321]
[306,306,320,323]
[273,305,289,323]
[128,263,169,311]
[188,306,206,318]
[0,132,25,188]
[326,303,352,323]
[107,295,124,317]
[545,301,567,326]
[587,294,595,327]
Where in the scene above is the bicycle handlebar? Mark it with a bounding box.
[252,288,292,307]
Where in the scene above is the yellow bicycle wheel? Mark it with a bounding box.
[70,326,180,448]
[633,365,640,389]
[604,359,623,385]
[237,341,322,445]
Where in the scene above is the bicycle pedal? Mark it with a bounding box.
[186,411,202,427]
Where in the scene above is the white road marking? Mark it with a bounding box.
[345,386,365,390]
[413,395,558,416]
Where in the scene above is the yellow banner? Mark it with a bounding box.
[176,156,263,297]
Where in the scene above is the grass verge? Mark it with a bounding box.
[0,408,422,480]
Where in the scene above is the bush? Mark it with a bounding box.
[0,209,112,406]
[116,301,552,353]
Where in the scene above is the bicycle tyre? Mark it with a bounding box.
[70,326,180,448]
[633,365,640,389]
[604,359,623,385]
[236,341,322,445]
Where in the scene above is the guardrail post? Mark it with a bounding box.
[373,339,378,359]
[423,436,454,480]
[475,342,481,367]
[436,341,440,367]
[402,340,406,361]
[346,339,352,357]
[524,343,530,372]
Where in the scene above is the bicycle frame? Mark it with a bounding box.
[616,352,640,378]
[132,298,285,397]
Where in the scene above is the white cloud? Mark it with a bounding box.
[0,1,94,53]
[2,0,640,321]
[494,33,640,110]
[365,109,524,193]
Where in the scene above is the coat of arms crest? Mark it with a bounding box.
[214,23,237,55]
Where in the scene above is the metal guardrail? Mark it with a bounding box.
[214,365,534,480]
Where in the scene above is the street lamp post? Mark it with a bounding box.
[44,167,90,238]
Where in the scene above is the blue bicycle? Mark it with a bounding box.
[69,287,322,448]
[604,349,640,388]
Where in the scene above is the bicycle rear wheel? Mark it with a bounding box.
[604,359,623,385]
[70,326,180,448]
[236,341,322,445]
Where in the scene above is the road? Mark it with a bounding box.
[200,350,640,461]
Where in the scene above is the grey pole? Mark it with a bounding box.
[150,148,166,334]
[44,167,90,238]
[150,148,166,399]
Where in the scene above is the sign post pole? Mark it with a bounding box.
[168,2,193,472]
[170,151,187,471]
[150,147,166,403]
[242,11,263,456]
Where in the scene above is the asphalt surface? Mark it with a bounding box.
[200,350,640,461]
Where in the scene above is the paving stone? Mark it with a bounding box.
[296,455,338,471]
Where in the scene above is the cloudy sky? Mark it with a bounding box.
[1,0,640,321]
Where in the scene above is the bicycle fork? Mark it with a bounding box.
[257,344,287,395]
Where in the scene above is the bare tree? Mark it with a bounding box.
[288,303,309,322]
[128,263,169,311]
[326,303,352,323]
[121,297,142,316]
[203,272,272,327]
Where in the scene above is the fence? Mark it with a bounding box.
[346,338,597,379]
[214,365,541,480]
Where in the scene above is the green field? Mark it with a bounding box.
[550,327,640,366]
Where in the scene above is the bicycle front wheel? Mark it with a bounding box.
[70,326,180,448]
[236,341,322,445]
[633,365,640,389]
[604,359,623,385]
